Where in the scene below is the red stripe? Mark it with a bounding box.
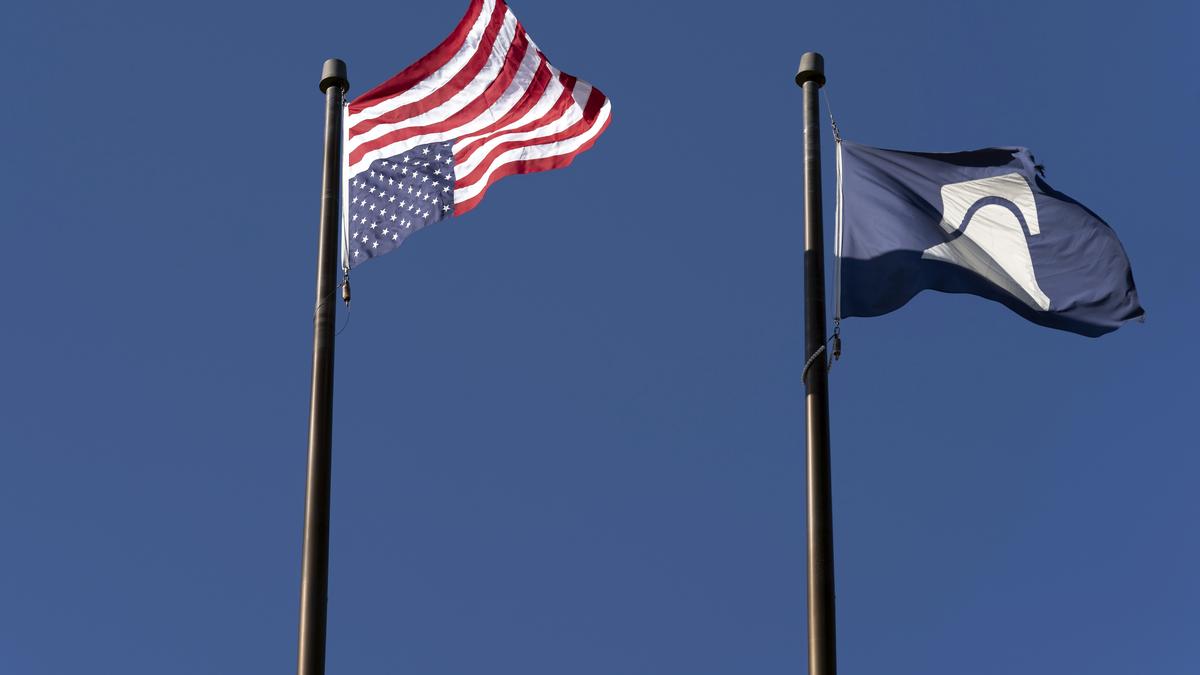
[453,93,610,215]
[350,3,509,140]
[453,69,570,161]
[449,58,555,156]
[348,27,534,168]
[349,0,487,114]
[453,83,602,191]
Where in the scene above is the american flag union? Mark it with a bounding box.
[343,0,612,268]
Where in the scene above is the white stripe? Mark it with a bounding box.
[452,80,592,181]
[349,132,459,179]
[453,97,610,204]
[347,0,496,127]
[452,61,566,158]
[448,35,555,142]
[347,9,520,154]
[834,140,843,321]
[340,101,351,273]
[345,41,545,179]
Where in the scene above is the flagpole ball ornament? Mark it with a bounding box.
[319,58,348,93]
[795,51,825,88]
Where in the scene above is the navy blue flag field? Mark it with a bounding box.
[342,0,611,269]
[836,141,1143,337]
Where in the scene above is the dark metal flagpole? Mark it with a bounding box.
[795,52,838,675]
[297,57,348,675]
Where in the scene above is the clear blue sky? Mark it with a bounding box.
[2,1,1197,673]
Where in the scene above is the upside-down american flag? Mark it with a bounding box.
[342,0,612,268]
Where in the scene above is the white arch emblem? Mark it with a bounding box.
[922,172,1051,311]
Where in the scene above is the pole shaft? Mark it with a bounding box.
[796,52,837,675]
[298,59,347,675]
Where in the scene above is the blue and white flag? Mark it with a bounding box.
[836,141,1143,337]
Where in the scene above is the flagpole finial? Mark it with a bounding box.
[320,58,349,94]
[795,52,825,88]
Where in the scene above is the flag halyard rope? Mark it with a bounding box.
[801,89,845,387]
[340,100,352,306]
[825,89,844,364]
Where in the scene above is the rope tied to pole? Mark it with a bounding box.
[801,330,840,387]
[801,343,826,386]
[312,284,353,336]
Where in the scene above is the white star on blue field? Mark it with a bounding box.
[347,142,455,266]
